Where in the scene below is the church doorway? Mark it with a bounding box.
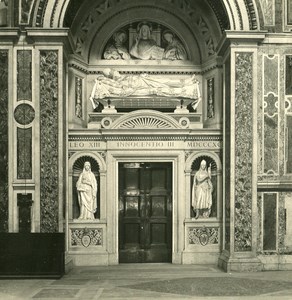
[118,162,172,263]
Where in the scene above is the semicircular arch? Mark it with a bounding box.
[69,152,106,174]
[186,151,222,172]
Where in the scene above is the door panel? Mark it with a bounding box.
[119,162,172,263]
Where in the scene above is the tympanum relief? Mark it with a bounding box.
[103,22,188,60]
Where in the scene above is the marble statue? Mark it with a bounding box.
[130,22,164,60]
[76,161,97,220]
[90,68,201,110]
[192,159,213,219]
[163,31,187,60]
[103,30,131,60]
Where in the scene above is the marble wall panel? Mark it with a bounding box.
[264,55,278,94]
[39,50,59,233]
[224,57,231,251]
[263,193,277,251]
[257,193,263,252]
[234,52,253,252]
[17,50,32,101]
[286,116,292,173]
[278,193,286,253]
[0,50,8,232]
[17,127,32,179]
[263,55,279,175]
[285,55,292,95]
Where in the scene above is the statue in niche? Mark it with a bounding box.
[192,159,213,219]
[103,30,131,60]
[76,161,97,220]
[130,22,164,60]
[162,31,187,60]
[90,68,201,109]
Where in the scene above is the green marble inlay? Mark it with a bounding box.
[39,50,59,233]
[264,55,278,95]
[0,50,8,232]
[234,52,253,252]
[264,114,278,173]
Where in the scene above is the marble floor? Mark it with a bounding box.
[1,264,292,299]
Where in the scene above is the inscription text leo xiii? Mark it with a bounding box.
[68,140,221,150]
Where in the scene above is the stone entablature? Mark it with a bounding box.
[68,138,222,151]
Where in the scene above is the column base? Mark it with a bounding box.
[218,251,262,272]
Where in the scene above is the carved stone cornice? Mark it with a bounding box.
[68,132,223,142]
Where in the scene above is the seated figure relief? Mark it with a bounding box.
[103,22,187,61]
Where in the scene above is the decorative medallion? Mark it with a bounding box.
[14,103,35,125]
[101,117,112,128]
[81,235,91,247]
[179,117,190,128]
[199,232,209,246]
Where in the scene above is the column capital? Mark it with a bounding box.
[217,30,267,56]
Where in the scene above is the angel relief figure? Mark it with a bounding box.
[162,31,187,60]
[192,160,213,219]
[103,30,131,60]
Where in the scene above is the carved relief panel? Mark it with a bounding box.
[102,22,188,61]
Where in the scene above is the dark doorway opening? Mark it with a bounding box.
[118,162,172,263]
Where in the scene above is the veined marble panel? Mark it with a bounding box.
[17,50,32,101]
[261,55,279,176]
[263,55,279,96]
[17,127,32,179]
[39,50,59,233]
[279,193,286,253]
[0,50,8,232]
[234,52,253,252]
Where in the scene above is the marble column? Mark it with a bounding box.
[218,32,266,272]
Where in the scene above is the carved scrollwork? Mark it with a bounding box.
[188,227,219,245]
[71,228,102,247]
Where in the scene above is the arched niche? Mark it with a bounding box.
[186,151,222,219]
[68,153,106,220]
[32,0,263,33]
[65,0,224,64]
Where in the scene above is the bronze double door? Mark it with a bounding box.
[118,162,172,263]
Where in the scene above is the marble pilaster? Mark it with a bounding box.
[218,32,266,272]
